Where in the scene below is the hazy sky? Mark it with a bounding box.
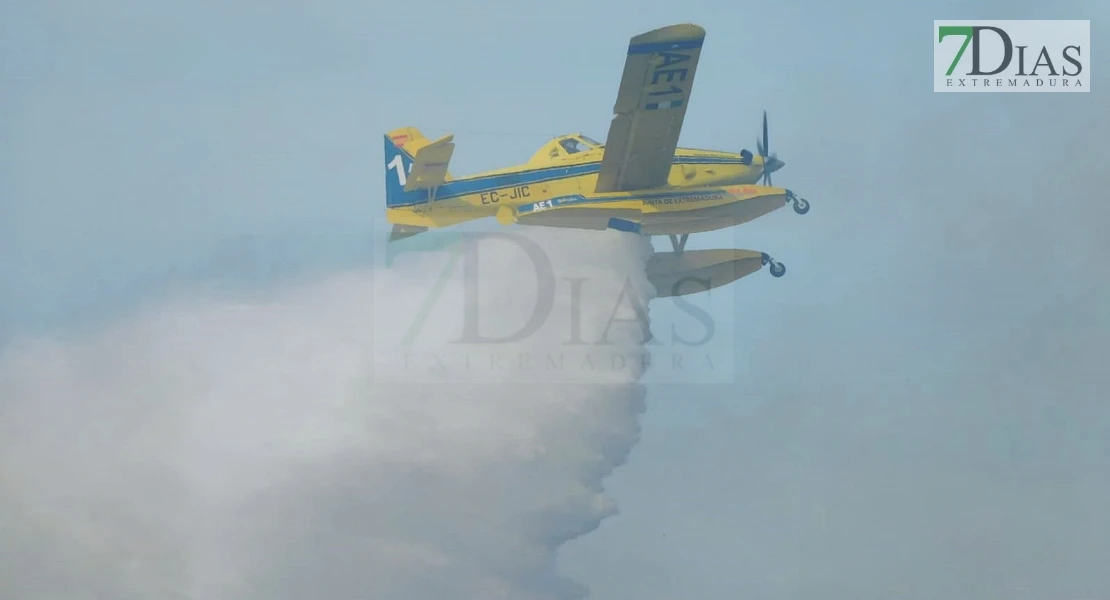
[3,0,1108,598]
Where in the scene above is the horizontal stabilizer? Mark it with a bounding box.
[389,224,428,242]
[404,134,455,191]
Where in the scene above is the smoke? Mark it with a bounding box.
[0,227,655,600]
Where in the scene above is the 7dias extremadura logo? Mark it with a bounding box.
[934,20,1089,92]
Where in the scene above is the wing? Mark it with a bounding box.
[594,24,705,193]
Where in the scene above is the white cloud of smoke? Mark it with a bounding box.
[0,228,655,600]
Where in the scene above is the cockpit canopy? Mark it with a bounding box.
[557,134,603,154]
[528,133,603,163]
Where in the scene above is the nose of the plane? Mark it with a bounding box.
[765,156,785,173]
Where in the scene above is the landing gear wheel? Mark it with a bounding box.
[792,196,810,215]
[769,261,786,277]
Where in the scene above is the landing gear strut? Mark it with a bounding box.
[668,233,689,254]
[785,190,810,215]
[761,252,786,277]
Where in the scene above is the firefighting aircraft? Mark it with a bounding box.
[383,23,812,296]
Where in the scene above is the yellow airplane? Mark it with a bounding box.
[383,23,812,296]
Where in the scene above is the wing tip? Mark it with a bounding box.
[632,23,706,43]
[627,24,705,55]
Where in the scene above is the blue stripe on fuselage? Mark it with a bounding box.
[516,188,730,215]
[386,155,746,208]
[385,162,601,207]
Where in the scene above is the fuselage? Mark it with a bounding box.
[386,133,781,230]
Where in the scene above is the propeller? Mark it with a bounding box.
[755,110,783,186]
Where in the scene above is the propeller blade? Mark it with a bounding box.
[756,137,764,159]
[762,110,769,156]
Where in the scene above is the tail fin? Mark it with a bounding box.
[383,126,455,209]
[384,129,418,208]
[386,127,436,158]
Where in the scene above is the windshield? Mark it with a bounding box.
[557,135,603,155]
[560,138,591,154]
